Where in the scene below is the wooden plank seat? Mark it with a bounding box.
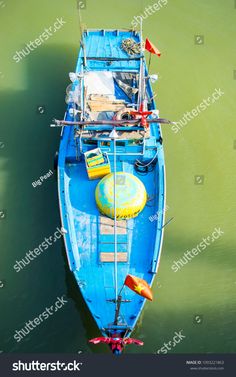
[100,216,127,235]
[100,252,128,263]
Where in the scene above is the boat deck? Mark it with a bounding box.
[65,159,160,329]
[79,29,141,71]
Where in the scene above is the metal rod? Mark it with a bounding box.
[80,63,85,122]
[83,43,87,68]
[161,217,174,229]
[138,18,143,107]
[118,282,125,297]
[84,57,141,61]
[78,6,87,67]
[51,118,174,127]
[148,52,152,71]
[114,295,122,325]
[113,132,118,303]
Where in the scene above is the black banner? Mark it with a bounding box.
[0,354,235,376]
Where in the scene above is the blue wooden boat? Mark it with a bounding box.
[52,28,170,354]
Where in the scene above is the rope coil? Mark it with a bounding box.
[121,38,143,55]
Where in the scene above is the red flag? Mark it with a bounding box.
[145,38,161,57]
[124,274,153,301]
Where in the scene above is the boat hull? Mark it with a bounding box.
[57,29,166,343]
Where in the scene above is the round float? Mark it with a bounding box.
[95,172,147,220]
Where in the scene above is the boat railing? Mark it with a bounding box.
[151,162,165,274]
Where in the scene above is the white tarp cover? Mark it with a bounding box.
[84,71,115,96]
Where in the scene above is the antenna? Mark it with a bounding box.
[77,2,87,67]
[137,18,146,110]
[77,3,83,36]
[138,18,143,107]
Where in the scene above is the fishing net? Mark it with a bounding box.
[121,38,143,55]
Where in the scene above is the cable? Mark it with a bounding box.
[134,151,158,175]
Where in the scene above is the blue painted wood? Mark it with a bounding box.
[57,29,166,341]
[99,234,128,244]
[100,243,127,253]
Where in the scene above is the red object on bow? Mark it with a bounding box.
[89,337,111,345]
[145,38,161,57]
[89,336,144,353]
[123,338,144,346]
[124,274,153,301]
[130,104,152,128]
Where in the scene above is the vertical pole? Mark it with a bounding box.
[113,132,118,303]
[114,295,122,325]
[82,38,87,68]
[78,6,87,67]
[140,17,143,54]
[114,281,126,325]
[148,52,152,71]
[109,129,119,307]
[81,64,85,121]
[138,18,143,107]
[118,282,125,297]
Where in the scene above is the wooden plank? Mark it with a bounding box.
[89,94,124,102]
[100,216,127,235]
[100,252,128,262]
[100,223,127,235]
[88,101,125,112]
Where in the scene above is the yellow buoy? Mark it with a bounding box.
[95,172,147,219]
